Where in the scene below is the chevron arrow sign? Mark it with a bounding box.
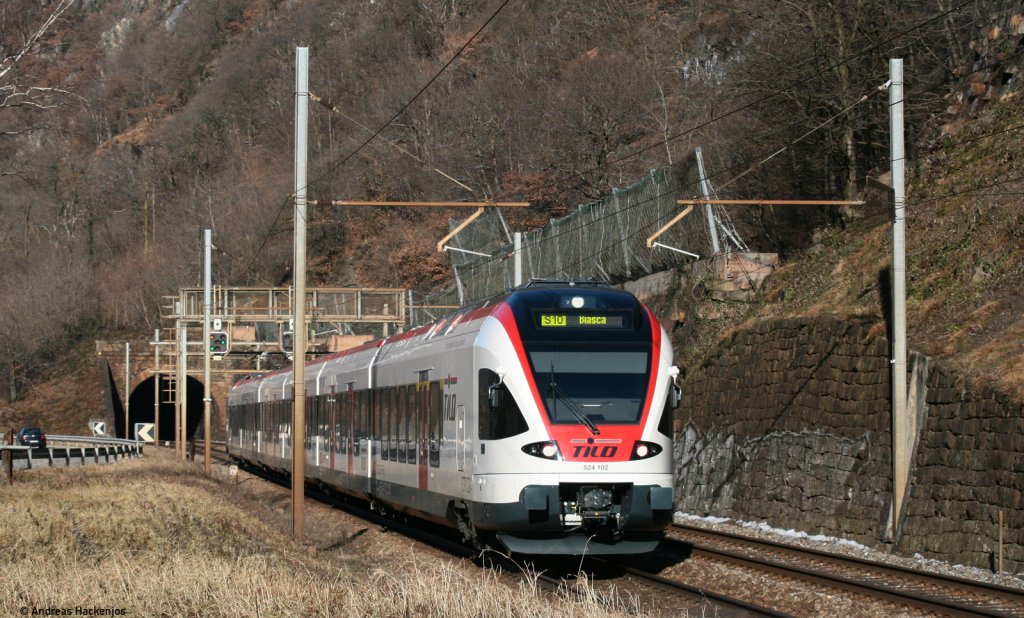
[134,423,155,443]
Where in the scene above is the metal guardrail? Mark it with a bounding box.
[45,434,145,447]
[0,434,145,480]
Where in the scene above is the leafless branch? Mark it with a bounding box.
[0,0,76,84]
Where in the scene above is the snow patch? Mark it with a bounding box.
[675,512,731,525]
[675,511,870,551]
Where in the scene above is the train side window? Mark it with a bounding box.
[334,393,343,455]
[389,387,399,461]
[348,388,356,455]
[428,381,442,468]
[387,387,396,461]
[376,388,385,460]
[371,388,381,446]
[389,387,397,461]
[377,388,388,460]
[306,396,315,450]
[393,385,401,462]
[396,386,407,463]
[407,384,418,464]
[478,369,529,440]
[320,395,330,448]
[658,383,679,439]
[355,390,368,456]
[336,390,346,455]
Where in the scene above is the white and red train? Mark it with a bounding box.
[227,281,678,555]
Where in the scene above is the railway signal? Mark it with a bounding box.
[209,331,229,354]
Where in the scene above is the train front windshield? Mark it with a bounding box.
[507,285,656,428]
[528,347,650,424]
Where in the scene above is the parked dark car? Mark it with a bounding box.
[16,427,46,448]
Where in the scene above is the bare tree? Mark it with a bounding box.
[0,0,78,121]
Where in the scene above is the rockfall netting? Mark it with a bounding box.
[414,162,736,323]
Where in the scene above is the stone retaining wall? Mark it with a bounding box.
[675,315,1023,571]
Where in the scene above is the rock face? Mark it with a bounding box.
[946,1,1024,117]
[674,315,1023,571]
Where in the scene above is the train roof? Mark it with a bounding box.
[230,281,639,390]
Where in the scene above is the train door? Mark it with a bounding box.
[456,404,466,472]
[346,386,355,475]
[417,378,430,489]
[352,390,372,492]
[327,391,336,471]
[309,395,319,468]
[365,389,375,494]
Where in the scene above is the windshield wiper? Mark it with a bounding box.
[549,362,600,436]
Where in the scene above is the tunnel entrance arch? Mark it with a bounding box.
[120,376,209,442]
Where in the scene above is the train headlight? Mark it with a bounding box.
[522,441,561,460]
[630,441,662,460]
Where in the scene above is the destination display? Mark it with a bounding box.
[536,312,627,329]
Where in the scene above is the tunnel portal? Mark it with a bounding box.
[120,376,208,442]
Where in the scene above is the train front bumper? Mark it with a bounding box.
[468,474,674,554]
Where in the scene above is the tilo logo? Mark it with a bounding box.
[572,445,617,458]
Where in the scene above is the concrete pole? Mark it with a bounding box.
[124,342,130,439]
[514,232,523,287]
[176,310,184,458]
[179,311,188,460]
[203,229,212,475]
[408,289,414,328]
[153,329,160,446]
[695,147,721,255]
[292,46,309,543]
[889,58,909,540]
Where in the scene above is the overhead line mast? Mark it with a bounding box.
[292,46,309,544]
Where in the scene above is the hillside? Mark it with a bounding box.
[1,0,1017,425]
[667,96,1024,404]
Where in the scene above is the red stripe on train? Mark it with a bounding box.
[492,303,662,463]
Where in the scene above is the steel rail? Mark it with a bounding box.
[206,445,787,616]
[670,524,1024,617]
[587,555,793,617]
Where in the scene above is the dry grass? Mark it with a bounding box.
[0,452,652,617]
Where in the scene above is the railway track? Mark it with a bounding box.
[195,442,785,616]
[666,523,1024,617]
[192,443,1022,615]
[584,555,792,617]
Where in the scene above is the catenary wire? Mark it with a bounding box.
[250,0,979,296]
[242,0,512,279]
